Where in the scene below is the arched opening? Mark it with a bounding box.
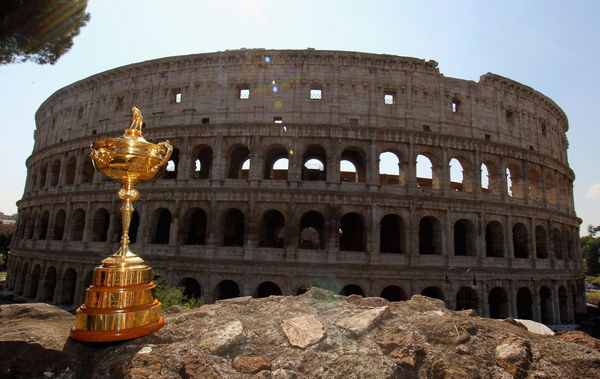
[540,286,553,324]
[416,154,435,188]
[380,214,405,254]
[39,163,48,188]
[17,263,28,295]
[151,208,172,244]
[65,157,77,185]
[299,211,325,249]
[481,163,490,192]
[421,286,445,301]
[513,223,529,258]
[179,277,202,299]
[163,147,180,179]
[528,168,542,201]
[453,219,475,256]
[339,212,365,251]
[50,159,61,187]
[340,148,365,183]
[80,159,94,184]
[506,164,523,198]
[379,151,402,185]
[545,174,557,204]
[380,286,407,302]
[69,209,85,241]
[419,216,442,255]
[535,225,548,259]
[566,234,574,260]
[264,146,289,180]
[296,284,312,295]
[516,287,533,320]
[302,145,326,181]
[42,267,57,302]
[183,208,207,245]
[485,221,504,258]
[37,211,49,240]
[259,210,285,248]
[60,268,77,306]
[340,284,365,297]
[223,209,245,246]
[488,287,508,319]
[91,208,110,242]
[558,286,569,323]
[455,287,478,312]
[192,145,213,179]
[449,157,466,192]
[27,264,41,298]
[26,212,37,239]
[552,228,563,260]
[52,210,66,240]
[228,145,250,179]
[215,280,240,300]
[256,281,282,298]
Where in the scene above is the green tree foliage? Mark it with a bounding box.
[0,0,90,65]
[581,224,600,275]
[153,278,204,311]
[0,228,12,266]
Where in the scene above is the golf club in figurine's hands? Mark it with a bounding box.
[70,107,172,342]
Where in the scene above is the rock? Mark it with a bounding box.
[301,287,337,302]
[217,296,252,305]
[558,330,600,350]
[280,314,324,349]
[494,337,532,378]
[198,320,244,354]
[346,294,389,308]
[232,355,271,373]
[515,319,555,335]
[336,306,390,336]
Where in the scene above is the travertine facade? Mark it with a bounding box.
[6,49,584,324]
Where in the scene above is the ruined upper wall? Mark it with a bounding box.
[33,49,569,163]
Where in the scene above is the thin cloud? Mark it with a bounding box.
[585,183,600,199]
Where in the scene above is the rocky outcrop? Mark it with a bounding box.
[1,289,599,378]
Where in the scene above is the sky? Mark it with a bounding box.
[1,0,599,233]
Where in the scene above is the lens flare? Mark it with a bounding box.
[265,56,271,63]
[274,100,283,109]
[272,86,279,93]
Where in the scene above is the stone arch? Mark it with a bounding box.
[552,228,563,260]
[64,156,77,185]
[179,277,202,299]
[37,211,49,240]
[299,211,325,250]
[340,284,365,296]
[215,279,241,300]
[512,223,529,259]
[27,264,41,298]
[449,156,472,192]
[228,145,250,179]
[421,286,445,301]
[516,287,533,320]
[540,286,553,324]
[42,266,57,302]
[416,153,438,189]
[302,144,326,181]
[535,225,548,259]
[419,216,442,255]
[259,209,285,248]
[558,286,569,323]
[488,287,508,319]
[481,160,501,194]
[52,209,66,240]
[39,163,48,188]
[79,158,94,184]
[455,287,479,312]
[380,214,406,254]
[545,173,557,204]
[339,212,365,251]
[60,268,77,306]
[506,163,524,198]
[340,147,366,183]
[379,151,402,185]
[223,208,245,246]
[17,262,28,295]
[528,168,542,201]
[50,158,61,187]
[264,145,290,180]
[163,147,180,179]
[453,218,475,256]
[150,208,172,244]
[485,221,504,257]
[380,285,407,301]
[26,211,37,239]
[91,208,110,242]
[256,281,282,298]
[69,208,85,241]
[191,145,213,179]
[182,208,207,245]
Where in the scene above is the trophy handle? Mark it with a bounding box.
[90,147,114,167]
[149,141,173,173]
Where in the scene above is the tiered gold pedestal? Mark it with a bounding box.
[71,264,164,342]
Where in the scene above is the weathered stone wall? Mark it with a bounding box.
[7,49,583,325]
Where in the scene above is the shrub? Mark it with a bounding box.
[153,278,203,310]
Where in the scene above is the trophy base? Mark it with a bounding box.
[70,317,164,342]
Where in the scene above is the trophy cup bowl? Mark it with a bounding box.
[70,107,172,343]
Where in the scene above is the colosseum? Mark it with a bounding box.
[5,49,584,325]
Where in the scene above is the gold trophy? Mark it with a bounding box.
[70,107,172,342]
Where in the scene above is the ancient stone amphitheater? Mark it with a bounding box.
[6,49,584,325]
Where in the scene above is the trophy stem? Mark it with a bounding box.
[119,183,137,256]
